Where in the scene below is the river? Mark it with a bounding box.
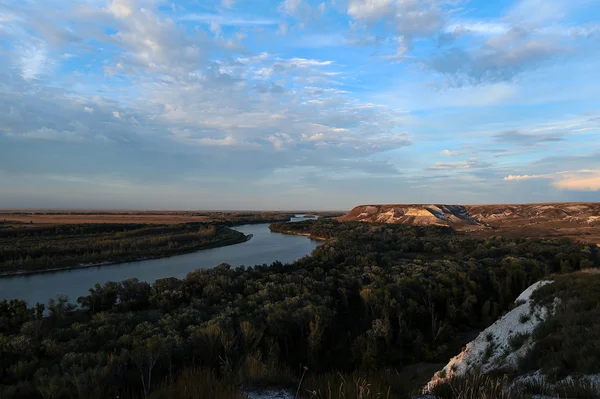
[0,216,319,306]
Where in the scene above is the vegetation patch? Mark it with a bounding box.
[0,223,249,274]
[508,332,530,350]
[519,272,600,379]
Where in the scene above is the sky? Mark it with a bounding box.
[0,0,599,210]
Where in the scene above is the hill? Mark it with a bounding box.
[339,203,600,244]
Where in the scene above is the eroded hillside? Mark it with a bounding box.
[339,203,600,244]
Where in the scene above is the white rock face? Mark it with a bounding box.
[425,280,553,393]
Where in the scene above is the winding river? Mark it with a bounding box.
[0,216,320,305]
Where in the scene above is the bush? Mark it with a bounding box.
[508,332,530,350]
[519,272,600,379]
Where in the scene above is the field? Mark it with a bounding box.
[0,211,287,225]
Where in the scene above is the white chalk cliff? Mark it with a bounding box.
[425,280,554,393]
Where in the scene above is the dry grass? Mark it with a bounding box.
[429,374,509,399]
[301,371,408,399]
[149,368,246,399]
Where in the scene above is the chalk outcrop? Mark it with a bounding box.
[425,281,554,393]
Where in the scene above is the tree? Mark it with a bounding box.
[128,336,168,398]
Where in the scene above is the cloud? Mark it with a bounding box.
[222,0,235,8]
[553,170,600,191]
[179,14,279,26]
[503,174,546,181]
[347,0,394,22]
[279,0,315,22]
[493,130,566,147]
[347,0,445,57]
[343,0,599,86]
[430,158,491,170]
[503,170,600,191]
[1,0,598,208]
[428,28,566,85]
[441,149,459,156]
[18,44,49,80]
[107,0,134,18]
[5,127,85,143]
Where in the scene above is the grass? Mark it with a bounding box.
[431,374,600,399]
[147,364,409,399]
[513,378,600,398]
[429,374,508,399]
[149,368,245,399]
[301,371,405,399]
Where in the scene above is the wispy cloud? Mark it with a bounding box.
[441,149,459,157]
[179,14,279,26]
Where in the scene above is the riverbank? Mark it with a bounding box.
[0,223,251,277]
[268,230,329,242]
[269,220,330,241]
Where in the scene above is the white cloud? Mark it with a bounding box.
[18,45,48,80]
[441,149,459,157]
[504,170,600,191]
[84,107,94,113]
[503,174,545,181]
[347,0,393,22]
[348,0,444,39]
[112,111,121,119]
[107,0,134,18]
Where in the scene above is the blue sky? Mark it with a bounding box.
[0,0,599,210]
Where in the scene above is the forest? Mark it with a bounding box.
[1,219,599,398]
[0,223,249,275]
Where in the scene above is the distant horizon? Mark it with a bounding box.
[2,200,600,214]
[1,0,599,209]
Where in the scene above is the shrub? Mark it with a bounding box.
[508,332,530,350]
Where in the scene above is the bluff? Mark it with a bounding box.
[339,203,600,243]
